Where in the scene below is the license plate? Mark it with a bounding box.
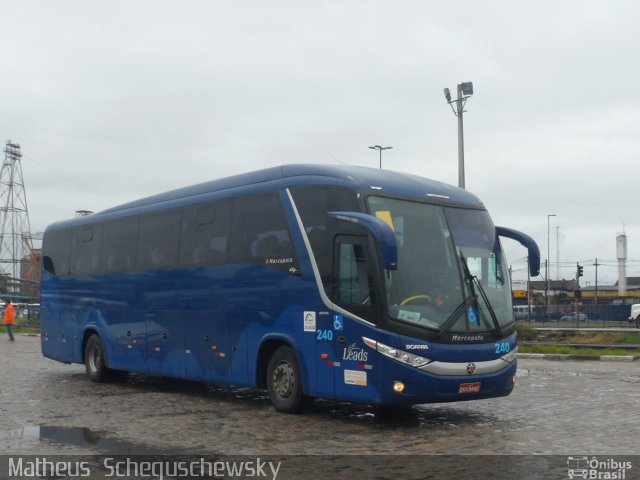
[458,382,481,394]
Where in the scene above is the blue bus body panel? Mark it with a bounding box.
[41,263,323,387]
[320,319,517,406]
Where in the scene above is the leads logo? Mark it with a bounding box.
[343,343,368,362]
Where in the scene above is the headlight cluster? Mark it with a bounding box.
[362,337,432,368]
[500,347,518,363]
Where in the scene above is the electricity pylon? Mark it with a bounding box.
[0,141,35,293]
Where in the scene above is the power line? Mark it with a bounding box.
[28,153,114,202]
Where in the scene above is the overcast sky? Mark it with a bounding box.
[2,0,639,286]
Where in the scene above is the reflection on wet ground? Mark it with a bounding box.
[2,426,174,455]
[2,373,503,455]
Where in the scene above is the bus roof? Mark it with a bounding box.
[46,164,484,231]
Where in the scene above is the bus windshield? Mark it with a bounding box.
[367,197,513,333]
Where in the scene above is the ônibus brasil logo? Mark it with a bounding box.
[567,456,632,479]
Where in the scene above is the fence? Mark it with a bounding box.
[518,303,638,328]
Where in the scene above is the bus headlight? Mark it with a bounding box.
[363,337,431,368]
[500,347,518,364]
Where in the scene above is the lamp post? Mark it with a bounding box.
[368,145,393,169]
[444,82,474,189]
[547,214,556,321]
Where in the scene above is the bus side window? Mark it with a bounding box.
[180,202,231,267]
[42,229,72,276]
[337,243,371,306]
[100,217,138,273]
[229,193,299,273]
[290,185,363,293]
[333,236,376,322]
[137,209,181,270]
[70,225,102,276]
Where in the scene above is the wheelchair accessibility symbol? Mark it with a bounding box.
[333,314,344,331]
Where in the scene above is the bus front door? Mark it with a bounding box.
[332,235,379,403]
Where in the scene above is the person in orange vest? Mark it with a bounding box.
[4,298,15,341]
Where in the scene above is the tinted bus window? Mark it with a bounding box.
[290,186,362,293]
[229,193,298,273]
[70,225,102,276]
[137,210,181,270]
[337,242,372,306]
[101,217,138,272]
[43,229,72,276]
[180,202,231,267]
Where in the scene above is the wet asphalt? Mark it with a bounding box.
[1,335,639,456]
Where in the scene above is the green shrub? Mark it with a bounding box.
[616,333,640,344]
[515,322,539,341]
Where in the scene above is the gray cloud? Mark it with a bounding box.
[2,0,639,285]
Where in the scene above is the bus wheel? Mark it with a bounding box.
[84,334,113,383]
[267,346,305,413]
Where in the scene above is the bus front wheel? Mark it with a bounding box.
[267,346,306,413]
[84,334,123,382]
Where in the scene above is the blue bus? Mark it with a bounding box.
[40,164,540,413]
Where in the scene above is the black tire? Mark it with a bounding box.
[636,317,640,329]
[266,346,306,413]
[84,334,121,382]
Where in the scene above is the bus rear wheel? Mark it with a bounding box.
[267,346,306,413]
[84,334,123,382]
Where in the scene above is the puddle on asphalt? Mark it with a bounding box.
[3,426,178,454]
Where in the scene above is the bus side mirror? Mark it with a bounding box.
[496,226,540,277]
[327,211,398,270]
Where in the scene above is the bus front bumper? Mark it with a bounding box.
[377,359,518,406]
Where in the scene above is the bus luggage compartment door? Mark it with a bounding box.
[146,311,185,378]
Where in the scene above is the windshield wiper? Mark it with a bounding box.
[472,273,502,337]
[436,252,500,339]
[436,252,484,338]
[434,295,476,339]
[459,252,502,337]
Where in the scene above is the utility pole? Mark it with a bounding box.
[443,82,474,189]
[576,263,584,327]
[508,265,513,296]
[544,259,549,323]
[594,258,599,319]
[0,141,35,295]
[546,214,556,321]
[556,225,560,280]
[526,256,532,320]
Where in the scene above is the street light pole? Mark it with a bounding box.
[444,82,474,189]
[456,84,465,189]
[547,214,556,321]
[368,145,393,169]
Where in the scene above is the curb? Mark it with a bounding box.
[518,353,637,362]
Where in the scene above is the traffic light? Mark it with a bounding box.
[577,264,584,278]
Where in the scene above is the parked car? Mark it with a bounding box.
[560,312,589,322]
[513,305,536,320]
[629,304,640,328]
